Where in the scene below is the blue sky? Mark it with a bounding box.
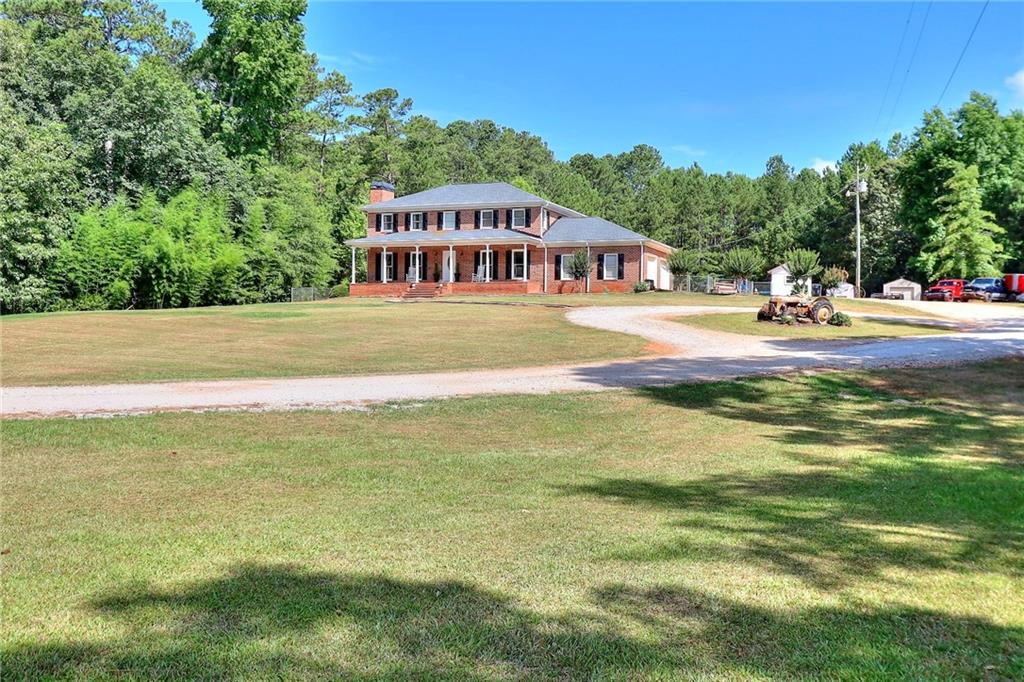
[159,1,1024,177]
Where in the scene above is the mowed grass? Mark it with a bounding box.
[0,299,648,386]
[677,311,948,339]
[2,361,1021,679]
[446,291,942,316]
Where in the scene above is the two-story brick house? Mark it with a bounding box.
[346,181,673,297]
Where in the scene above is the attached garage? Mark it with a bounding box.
[882,278,921,301]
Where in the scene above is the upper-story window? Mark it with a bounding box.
[410,212,424,230]
[381,214,394,232]
[512,208,526,228]
[442,211,457,230]
[480,210,493,229]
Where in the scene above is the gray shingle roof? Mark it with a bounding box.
[347,229,542,247]
[362,182,584,216]
[542,217,647,244]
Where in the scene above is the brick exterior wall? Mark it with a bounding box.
[354,188,673,297]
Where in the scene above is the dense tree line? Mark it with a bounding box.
[2,0,1022,313]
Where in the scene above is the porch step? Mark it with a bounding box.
[399,283,442,301]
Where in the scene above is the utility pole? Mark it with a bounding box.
[854,165,862,298]
[847,166,868,297]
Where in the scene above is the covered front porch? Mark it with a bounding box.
[346,231,545,297]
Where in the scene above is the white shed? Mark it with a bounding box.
[768,264,792,296]
[882,278,921,301]
[768,264,813,297]
[828,282,856,299]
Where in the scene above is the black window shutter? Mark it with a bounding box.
[455,211,461,230]
[490,252,497,279]
[526,249,532,276]
[555,254,562,279]
[505,251,512,280]
[597,254,604,280]
[404,252,410,275]
[525,208,532,228]
[375,214,381,232]
[474,251,480,273]
[405,213,411,230]
[474,211,480,229]
[506,209,513,230]
[437,211,443,229]
[618,253,624,280]
[375,252,382,281]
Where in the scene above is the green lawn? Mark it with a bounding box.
[445,291,942,316]
[0,299,648,386]
[3,361,1021,679]
[677,311,948,339]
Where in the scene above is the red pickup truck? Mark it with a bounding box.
[923,279,967,302]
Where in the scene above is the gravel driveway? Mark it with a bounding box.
[4,304,1023,418]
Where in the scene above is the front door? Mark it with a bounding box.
[442,251,455,282]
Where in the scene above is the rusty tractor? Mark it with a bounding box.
[757,295,835,325]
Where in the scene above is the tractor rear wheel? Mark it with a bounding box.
[810,299,834,325]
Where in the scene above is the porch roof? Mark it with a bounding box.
[346,229,543,248]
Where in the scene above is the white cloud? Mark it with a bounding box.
[669,143,707,158]
[811,157,837,175]
[1006,69,1024,100]
[318,51,383,70]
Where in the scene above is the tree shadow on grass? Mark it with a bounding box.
[563,369,1023,589]
[634,369,1023,462]
[3,564,1021,679]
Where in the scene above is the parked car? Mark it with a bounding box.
[962,277,1008,302]
[923,279,967,302]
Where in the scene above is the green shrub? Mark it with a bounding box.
[633,280,651,293]
[106,280,132,309]
[329,282,349,298]
[780,313,796,325]
[829,311,853,327]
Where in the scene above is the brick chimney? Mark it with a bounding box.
[369,180,395,204]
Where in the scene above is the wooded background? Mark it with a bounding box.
[2,0,1021,312]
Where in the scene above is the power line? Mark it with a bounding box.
[886,0,933,132]
[936,0,990,106]
[874,2,916,131]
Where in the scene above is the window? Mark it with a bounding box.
[381,214,394,232]
[559,255,572,281]
[410,212,424,230]
[512,250,526,279]
[442,211,457,230]
[480,210,493,229]
[603,253,619,280]
[511,208,526,228]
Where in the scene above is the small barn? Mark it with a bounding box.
[768,264,792,296]
[768,264,814,297]
[882,278,921,301]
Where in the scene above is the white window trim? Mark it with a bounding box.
[512,208,526,229]
[603,253,619,280]
[512,250,526,279]
[410,212,424,231]
[381,214,394,233]
[441,210,457,230]
[480,209,493,229]
[559,255,572,281]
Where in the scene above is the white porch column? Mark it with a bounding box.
[414,245,420,283]
[639,242,645,284]
[522,243,528,281]
[448,245,455,283]
[381,247,388,284]
[350,247,356,284]
[586,243,591,293]
[485,245,491,282]
[543,246,548,293]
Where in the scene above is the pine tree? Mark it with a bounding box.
[913,161,1005,280]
